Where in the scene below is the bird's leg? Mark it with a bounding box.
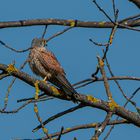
[43,74,63,96]
[43,76,47,82]
[43,73,52,83]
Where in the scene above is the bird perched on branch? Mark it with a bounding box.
[28,38,78,102]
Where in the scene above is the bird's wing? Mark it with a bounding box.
[37,49,77,96]
[38,49,65,75]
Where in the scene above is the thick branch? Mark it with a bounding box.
[0,63,140,127]
[0,18,139,29]
[0,73,9,80]
[129,0,140,8]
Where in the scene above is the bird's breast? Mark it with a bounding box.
[28,49,49,78]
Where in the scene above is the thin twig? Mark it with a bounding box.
[103,87,140,140]
[46,26,73,42]
[105,54,136,108]
[81,9,118,89]
[19,96,54,103]
[102,24,118,60]
[74,80,95,89]
[91,10,118,77]
[17,93,53,103]
[89,39,108,47]
[93,0,140,32]
[33,103,85,132]
[92,3,118,77]
[91,112,113,140]
[0,95,53,114]
[0,40,31,53]
[93,0,115,24]
[72,78,93,87]
[17,93,46,102]
[89,18,118,49]
[119,14,140,23]
[0,100,32,114]
[73,76,140,89]
[111,0,116,19]
[2,59,28,111]
[125,87,140,105]
[42,25,48,38]
[57,127,64,140]
[41,119,129,139]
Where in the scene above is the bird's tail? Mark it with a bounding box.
[55,74,78,102]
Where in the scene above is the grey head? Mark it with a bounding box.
[31,38,46,48]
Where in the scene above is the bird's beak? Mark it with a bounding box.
[43,39,47,46]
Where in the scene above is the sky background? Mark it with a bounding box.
[0,0,140,140]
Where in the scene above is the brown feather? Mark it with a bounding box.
[40,49,65,75]
[29,38,78,101]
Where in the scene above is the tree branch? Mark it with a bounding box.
[0,18,139,29]
[33,104,85,132]
[0,63,140,127]
[91,112,113,140]
[73,76,140,89]
[41,119,129,139]
[129,0,140,8]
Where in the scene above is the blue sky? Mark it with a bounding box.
[0,0,140,140]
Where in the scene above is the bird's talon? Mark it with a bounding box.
[43,76,47,82]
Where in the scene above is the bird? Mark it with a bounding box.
[28,38,78,102]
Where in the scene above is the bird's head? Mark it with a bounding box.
[31,38,46,48]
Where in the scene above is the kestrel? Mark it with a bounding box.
[28,38,78,101]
